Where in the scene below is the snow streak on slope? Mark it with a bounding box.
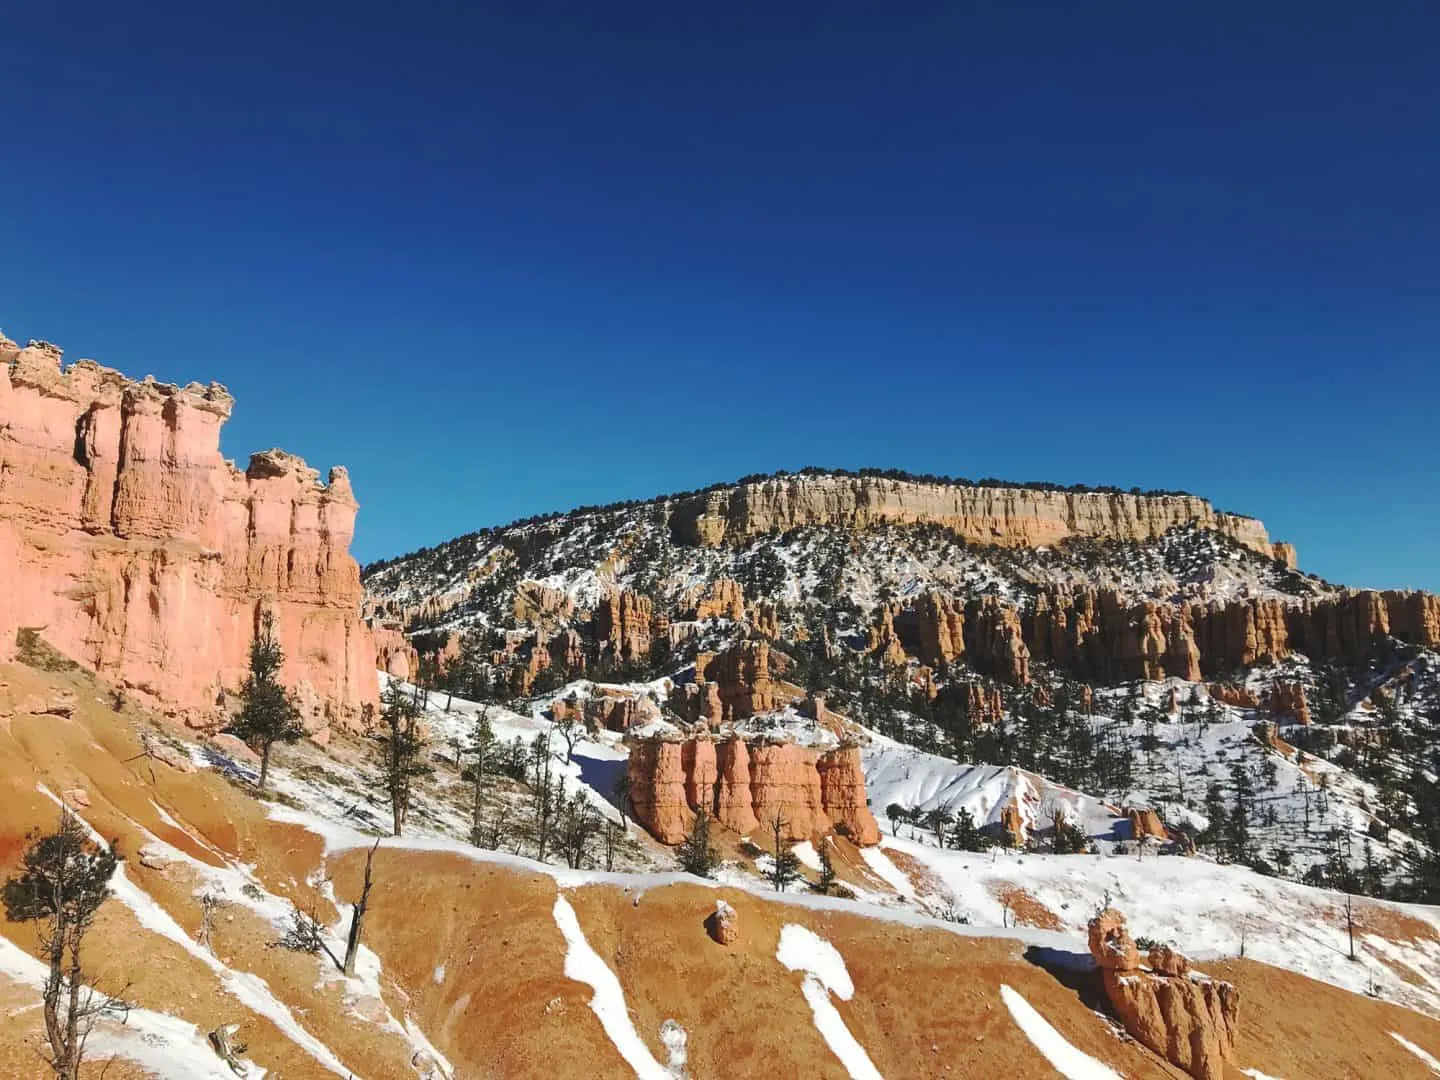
[552,893,672,1080]
[0,934,258,1079]
[776,924,883,1080]
[1392,1031,1440,1075]
[36,786,359,1078]
[999,985,1121,1080]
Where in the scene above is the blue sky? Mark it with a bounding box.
[2,3,1436,589]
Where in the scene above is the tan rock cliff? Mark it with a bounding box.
[0,336,375,729]
[670,474,1286,558]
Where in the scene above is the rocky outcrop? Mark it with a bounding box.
[594,589,655,664]
[1127,808,1168,842]
[669,474,1285,559]
[1269,680,1311,725]
[626,735,880,846]
[1088,908,1239,1080]
[683,578,746,622]
[964,598,1030,685]
[694,641,791,722]
[706,899,739,945]
[883,585,1440,690]
[513,580,574,628]
[0,337,375,729]
[625,739,693,843]
[817,745,883,844]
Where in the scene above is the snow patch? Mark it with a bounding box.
[552,893,672,1080]
[999,984,1121,1080]
[1392,1032,1440,1074]
[776,924,881,1080]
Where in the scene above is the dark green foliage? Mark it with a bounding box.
[373,681,433,836]
[228,611,305,791]
[677,810,721,878]
[766,816,802,892]
[4,811,124,1080]
[814,841,838,895]
[946,807,991,852]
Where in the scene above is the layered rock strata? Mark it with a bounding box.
[626,735,880,846]
[880,586,1440,687]
[0,336,376,729]
[670,474,1289,559]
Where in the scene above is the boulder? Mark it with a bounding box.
[706,899,739,945]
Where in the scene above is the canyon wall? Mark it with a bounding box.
[627,735,881,846]
[670,474,1292,561]
[882,585,1440,687]
[0,335,376,729]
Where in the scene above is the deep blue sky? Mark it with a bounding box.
[2,3,1436,589]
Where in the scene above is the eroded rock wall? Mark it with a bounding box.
[883,584,1440,687]
[0,336,375,729]
[670,474,1285,557]
[626,735,880,846]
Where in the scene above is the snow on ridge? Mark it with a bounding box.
[776,925,881,1080]
[551,893,672,1080]
[999,984,1121,1080]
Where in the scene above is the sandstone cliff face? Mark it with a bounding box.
[879,584,1440,689]
[1088,908,1239,1080]
[0,337,375,728]
[594,589,655,663]
[669,474,1284,557]
[626,735,880,846]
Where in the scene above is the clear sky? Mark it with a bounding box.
[2,3,1436,590]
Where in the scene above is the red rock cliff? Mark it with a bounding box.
[626,735,881,847]
[0,336,376,729]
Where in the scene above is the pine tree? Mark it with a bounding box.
[467,707,495,846]
[677,809,720,878]
[767,816,802,892]
[815,839,838,895]
[373,681,432,836]
[229,611,305,791]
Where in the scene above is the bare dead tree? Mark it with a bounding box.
[196,890,230,953]
[343,840,381,977]
[2,810,129,1079]
[555,713,587,765]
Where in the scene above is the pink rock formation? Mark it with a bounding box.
[684,578,746,622]
[627,735,879,847]
[706,899,739,945]
[713,736,761,835]
[817,745,882,845]
[0,337,375,730]
[1088,908,1240,1080]
[625,738,693,843]
[1269,680,1311,725]
[594,589,655,663]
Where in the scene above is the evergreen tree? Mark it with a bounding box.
[767,816,802,892]
[677,810,720,878]
[374,681,432,836]
[815,840,838,895]
[229,611,304,791]
[1203,781,1229,855]
[466,707,495,846]
[3,811,124,1080]
[947,807,991,852]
